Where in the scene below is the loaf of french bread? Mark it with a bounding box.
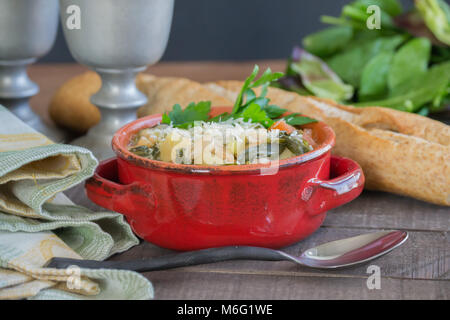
[204,81,450,206]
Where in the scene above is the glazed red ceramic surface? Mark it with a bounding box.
[86,107,365,250]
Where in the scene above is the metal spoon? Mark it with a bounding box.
[45,230,408,271]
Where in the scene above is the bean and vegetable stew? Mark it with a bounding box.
[129,66,318,165]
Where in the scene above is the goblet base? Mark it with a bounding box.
[70,132,116,161]
[70,106,140,160]
[0,58,38,98]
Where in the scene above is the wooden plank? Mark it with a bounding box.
[146,270,449,300]
[325,190,450,232]
[105,226,448,281]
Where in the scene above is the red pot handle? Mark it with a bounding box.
[85,158,155,221]
[303,155,365,214]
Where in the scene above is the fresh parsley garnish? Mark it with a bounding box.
[235,103,274,128]
[233,65,284,114]
[161,65,317,128]
[161,101,211,128]
[262,105,288,118]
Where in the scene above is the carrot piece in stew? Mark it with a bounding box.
[269,119,296,134]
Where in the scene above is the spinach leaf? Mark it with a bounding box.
[359,52,394,101]
[387,37,431,94]
[322,0,402,31]
[326,34,406,87]
[355,60,450,112]
[302,26,353,58]
[342,3,396,29]
[354,0,403,17]
[283,113,318,126]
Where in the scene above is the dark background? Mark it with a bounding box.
[42,0,414,63]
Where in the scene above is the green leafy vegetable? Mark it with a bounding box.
[279,0,449,117]
[209,112,233,123]
[356,0,403,17]
[321,0,403,31]
[233,65,283,114]
[394,10,446,47]
[417,106,430,116]
[326,35,406,87]
[235,103,274,128]
[387,37,431,94]
[129,145,160,159]
[281,132,312,155]
[227,65,316,127]
[303,26,354,57]
[283,113,318,126]
[262,105,288,118]
[359,52,394,101]
[161,101,211,128]
[355,60,450,112]
[290,48,354,101]
[162,66,317,129]
[416,0,450,46]
[342,2,396,30]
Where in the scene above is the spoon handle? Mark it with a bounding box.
[45,246,289,272]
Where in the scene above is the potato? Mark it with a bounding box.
[159,131,192,164]
[225,136,246,156]
[136,136,155,147]
[202,141,234,165]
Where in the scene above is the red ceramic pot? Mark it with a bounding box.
[86,107,365,251]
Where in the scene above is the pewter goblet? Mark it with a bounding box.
[60,0,174,160]
[0,0,64,141]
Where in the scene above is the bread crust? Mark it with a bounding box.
[48,74,450,205]
[137,75,232,118]
[48,72,193,133]
[49,71,101,133]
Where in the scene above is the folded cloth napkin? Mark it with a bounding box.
[0,105,153,300]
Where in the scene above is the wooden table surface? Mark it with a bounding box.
[29,62,449,300]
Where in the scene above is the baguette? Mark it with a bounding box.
[49,71,101,133]
[204,81,450,206]
[136,75,232,118]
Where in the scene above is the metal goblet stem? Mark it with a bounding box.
[60,0,174,160]
[0,0,65,142]
[0,58,39,121]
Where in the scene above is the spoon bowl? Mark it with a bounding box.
[294,230,408,268]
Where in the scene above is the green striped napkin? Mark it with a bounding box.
[0,105,152,300]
